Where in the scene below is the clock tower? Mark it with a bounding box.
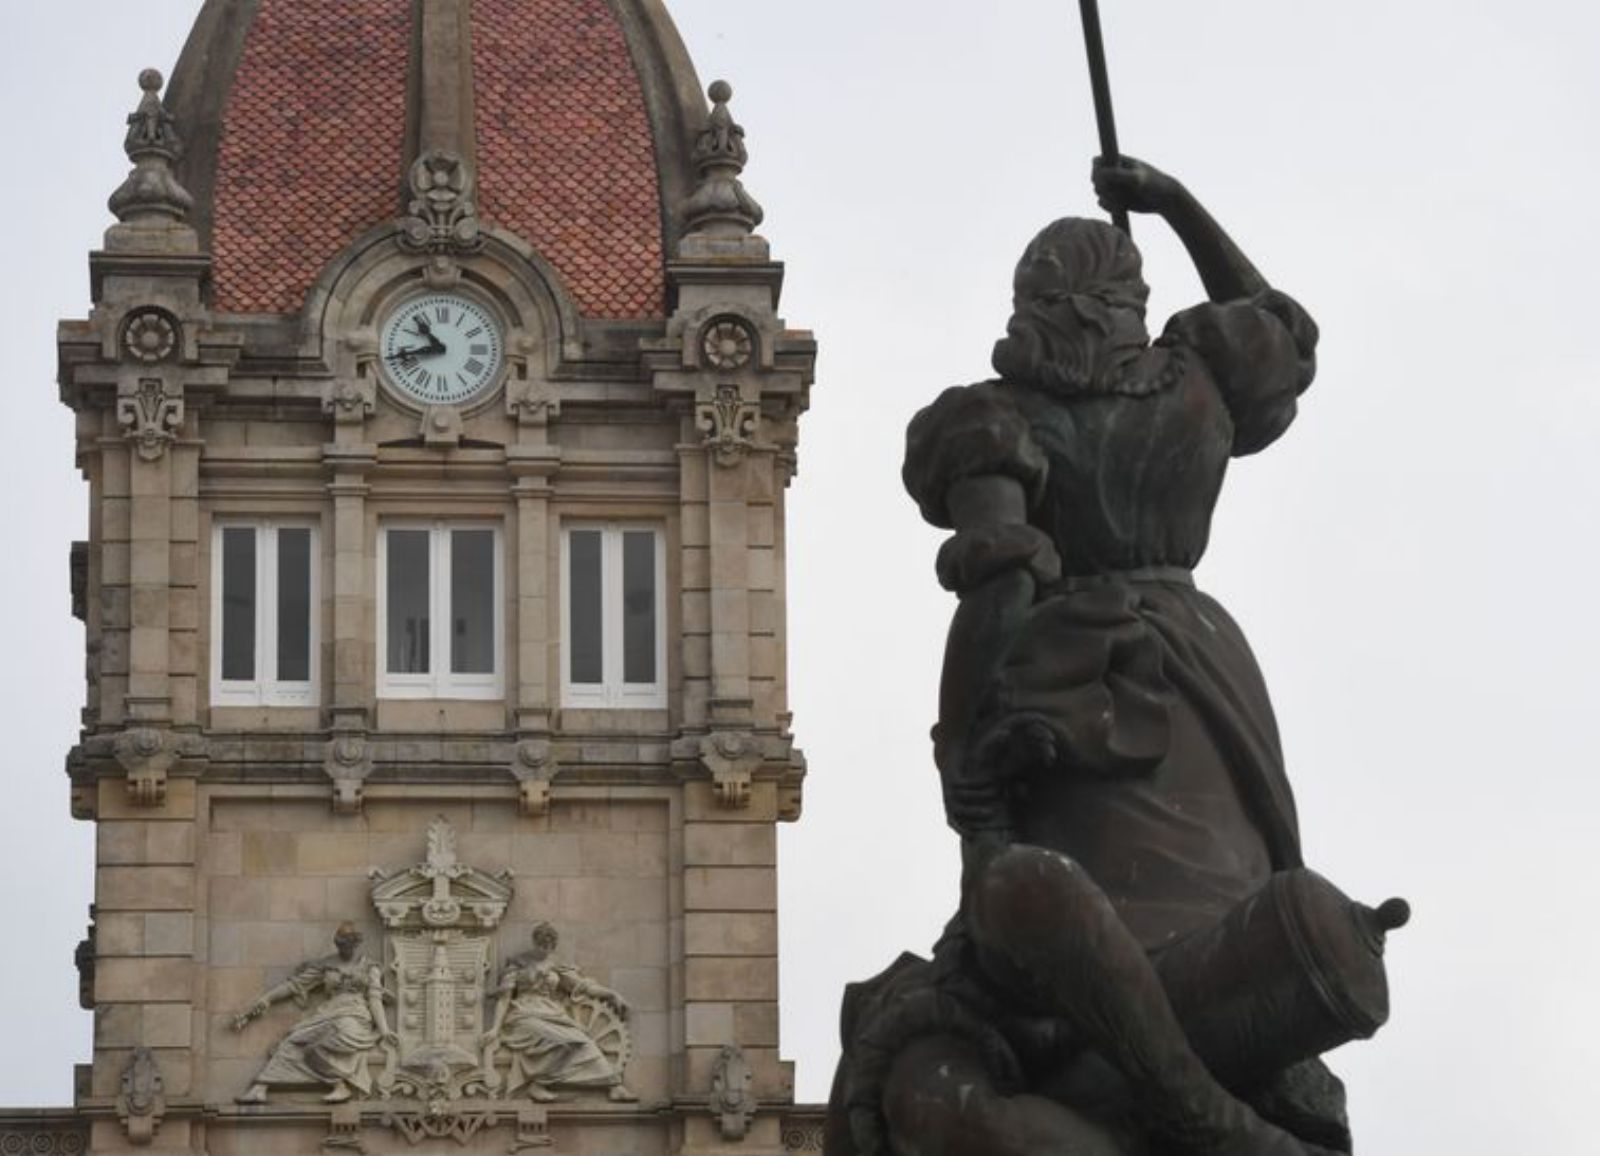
[49,3,817,1155]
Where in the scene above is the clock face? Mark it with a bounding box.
[379,293,505,406]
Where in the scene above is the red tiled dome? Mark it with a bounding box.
[473,0,665,320]
[173,0,690,319]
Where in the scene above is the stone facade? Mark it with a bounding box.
[51,4,816,1155]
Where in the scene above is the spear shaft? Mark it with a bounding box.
[1077,0,1130,235]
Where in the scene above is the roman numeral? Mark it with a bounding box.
[464,358,484,376]
[435,305,451,323]
[465,326,484,338]
[417,369,432,388]
[470,344,489,355]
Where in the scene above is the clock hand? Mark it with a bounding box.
[409,319,448,356]
[387,345,443,361]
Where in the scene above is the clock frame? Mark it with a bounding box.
[378,291,506,407]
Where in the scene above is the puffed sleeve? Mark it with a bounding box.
[1160,289,1319,456]
[902,381,1049,528]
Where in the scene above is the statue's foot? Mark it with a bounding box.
[323,1082,354,1104]
[608,1084,637,1103]
[235,1084,268,1105]
[527,1085,558,1103]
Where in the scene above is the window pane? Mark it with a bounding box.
[450,530,495,675]
[569,531,603,684]
[220,527,257,681]
[622,531,657,685]
[386,530,431,674]
[276,528,312,683]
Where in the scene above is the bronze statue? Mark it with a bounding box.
[825,158,1407,1156]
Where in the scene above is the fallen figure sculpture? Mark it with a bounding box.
[825,157,1408,1156]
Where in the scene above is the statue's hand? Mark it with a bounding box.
[1092,155,1184,216]
[232,1000,268,1031]
[480,1029,500,1049]
[381,1030,399,1048]
[942,776,1012,841]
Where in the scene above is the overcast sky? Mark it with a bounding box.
[6,3,1599,1152]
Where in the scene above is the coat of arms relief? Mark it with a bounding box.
[232,819,635,1110]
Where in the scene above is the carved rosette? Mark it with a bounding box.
[122,310,178,363]
[697,384,761,468]
[400,151,485,255]
[703,319,755,371]
[117,379,183,463]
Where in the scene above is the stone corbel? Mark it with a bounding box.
[117,378,184,462]
[324,734,373,813]
[505,342,561,428]
[326,377,376,426]
[421,404,463,448]
[322,1103,364,1152]
[512,739,558,817]
[113,728,174,807]
[699,732,762,809]
[422,255,464,290]
[509,1106,552,1152]
[711,1044,756,1141]
[116,1048,165,1145]
[778,783,803,824]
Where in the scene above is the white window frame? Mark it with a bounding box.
[210,520,320,708]
[377,522,504,700]
[561,523,667,710]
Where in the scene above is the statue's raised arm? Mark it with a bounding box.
[1092,155,1268,302]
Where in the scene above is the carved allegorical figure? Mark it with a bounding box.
[825,157,1407,1156]
[233,924,396,1104]
[483,923,636,1103]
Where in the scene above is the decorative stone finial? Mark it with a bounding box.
[107,69,194,224]
[683,81,764,236]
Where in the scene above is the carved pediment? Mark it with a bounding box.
[369,818,513,931]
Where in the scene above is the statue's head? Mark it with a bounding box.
[530,922,560,958]
[333,922,363,958]
[992,218,1150,391]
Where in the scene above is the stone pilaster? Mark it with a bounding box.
[677,781,790,1153]
[90,777,199,1152]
